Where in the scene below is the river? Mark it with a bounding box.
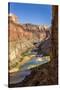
[10,55,50,84]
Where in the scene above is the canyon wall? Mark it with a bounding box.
[51,6,58,60]
[8,14,50,63]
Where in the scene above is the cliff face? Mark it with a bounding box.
[9,19,50,42]
[51,6,58,59]
[8,14,50,64]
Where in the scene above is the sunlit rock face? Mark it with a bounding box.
[8,14,50,72]
[8,13,18,23]
[8,14,24,41]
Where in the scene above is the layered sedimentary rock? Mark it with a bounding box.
[8,14,50,66]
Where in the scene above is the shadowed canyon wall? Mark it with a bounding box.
[51,6,58,60]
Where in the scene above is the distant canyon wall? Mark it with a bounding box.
[8,14,50,42]
[8,14,51,65]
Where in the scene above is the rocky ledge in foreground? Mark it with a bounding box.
[9,56,58,87]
